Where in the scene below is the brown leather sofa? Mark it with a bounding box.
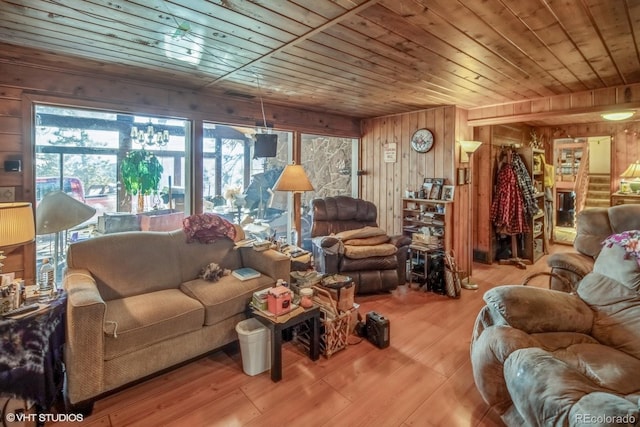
[547,204,640,292]
[310,196,411,294]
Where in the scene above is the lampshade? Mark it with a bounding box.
[36,191,96,235]
[459,140,483,154]
[621,161,640,179]
[272,164,315,193]
[0,202,35,247]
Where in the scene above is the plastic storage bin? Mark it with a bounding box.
[235,318,271,376]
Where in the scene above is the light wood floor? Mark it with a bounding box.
[51,244,572,427]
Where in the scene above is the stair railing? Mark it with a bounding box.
[574,147,590,215]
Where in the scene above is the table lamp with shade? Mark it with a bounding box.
[459,140,483,290]
[36,191,96,283]
[0,202,35,274]
[272,163,314,247]
[620,160,640,193]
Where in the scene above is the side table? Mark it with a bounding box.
[611,192,640,206]
[409,244,446,293]
[0,292,66,414]
[251,305,320,382]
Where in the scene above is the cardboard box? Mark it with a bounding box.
[97,212,140,234]
[138,209,184,232]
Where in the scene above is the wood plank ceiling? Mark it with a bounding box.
[0,0,639,122]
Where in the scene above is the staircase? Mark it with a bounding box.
[584,174,611,208]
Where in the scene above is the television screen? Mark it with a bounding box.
[254,134,278,158]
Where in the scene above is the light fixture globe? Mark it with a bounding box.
[601,111,635,121]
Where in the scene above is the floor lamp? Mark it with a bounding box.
[36,191,96,282]
[0,202,35,274]
[460,140,482,290]
[272,163,314,247]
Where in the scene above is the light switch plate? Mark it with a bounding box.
[0,187,16,202]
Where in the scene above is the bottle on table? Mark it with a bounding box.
[39,258,55,294]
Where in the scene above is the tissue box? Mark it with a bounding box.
[267,285,292,315]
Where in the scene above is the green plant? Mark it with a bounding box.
[120,149,163,212]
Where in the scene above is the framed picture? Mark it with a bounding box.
[424,178,445,200]
[1,272,15,287]
[422,182,433,199]
[442,185,455,201]
[429,183,442,200]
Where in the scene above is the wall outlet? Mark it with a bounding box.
[0,187,15,202]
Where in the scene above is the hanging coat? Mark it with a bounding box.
[490,163,530,234]
[511,153,539,218]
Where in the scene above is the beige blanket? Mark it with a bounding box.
[343,243,397,259]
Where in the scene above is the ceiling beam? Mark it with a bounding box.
[467,82,640,126]
[467,102,640,126]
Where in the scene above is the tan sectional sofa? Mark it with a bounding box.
[63,229,289,408]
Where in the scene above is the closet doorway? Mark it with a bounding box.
[552,136,612,245]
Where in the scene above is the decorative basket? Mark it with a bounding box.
[294,286,351,358]
[319,274,354,313]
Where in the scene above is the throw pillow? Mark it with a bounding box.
[595,231,640,292]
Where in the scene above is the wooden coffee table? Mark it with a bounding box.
[251,305,320,382]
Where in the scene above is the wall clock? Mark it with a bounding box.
[411,128,434,153]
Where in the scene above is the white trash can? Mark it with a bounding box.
[235,318,271,376]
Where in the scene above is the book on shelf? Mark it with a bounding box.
[232,267,261,281]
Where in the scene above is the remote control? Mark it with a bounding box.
[2,303,39,318]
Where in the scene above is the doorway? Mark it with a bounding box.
[552,136,612,245]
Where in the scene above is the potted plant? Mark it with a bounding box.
[120,149,163,213]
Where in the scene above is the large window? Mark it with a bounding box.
[34,105,189,278]
[33,104,359,277]
[202,122,292,240]
[35,106,189,214]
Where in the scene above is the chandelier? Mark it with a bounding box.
[130,122,170,147]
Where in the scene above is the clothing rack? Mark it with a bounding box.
[498,235,531,270]
[492,145,534,270]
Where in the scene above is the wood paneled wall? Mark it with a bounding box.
[0,87,34,282]
[360,106,475,276]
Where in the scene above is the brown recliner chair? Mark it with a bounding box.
[310,196,411,294]
[547,204,640,292]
